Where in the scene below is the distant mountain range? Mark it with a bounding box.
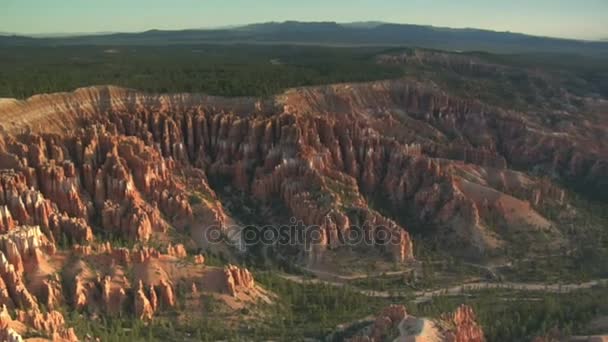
[1,21,607,56]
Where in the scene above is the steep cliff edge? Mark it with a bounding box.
[0,85,271,135]
[3,82,604,196]
[0,78,603,338]
[0,81,592,257]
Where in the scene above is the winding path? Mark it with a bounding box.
[278,272,608,303]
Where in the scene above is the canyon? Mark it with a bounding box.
[0,71,605,339]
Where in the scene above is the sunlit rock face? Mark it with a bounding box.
[346,304,484,342]
[0,74,603,338]
[0,81,593,260]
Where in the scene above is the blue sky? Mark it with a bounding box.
[1,0,606,40]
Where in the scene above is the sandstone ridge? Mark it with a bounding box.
[0,78,603,339]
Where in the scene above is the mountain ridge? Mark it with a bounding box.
[2,21,607,56]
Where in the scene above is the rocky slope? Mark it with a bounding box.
[0,75,604,338]
[345,304,485,342]
[0,80,599,258]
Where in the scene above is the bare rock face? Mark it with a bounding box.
[0,82,583,262]
[284,77,606,196]
[135,280,155,321]
[0,225,59,311]
[348,304,484,342]
[41,277,62,309]
[38,160,92,219]
[101,200,153,242]
[0,328,22,342]
[72,274,89,311]
[0,80,586,265]
[0,305,23,342]
[100,275,128,315]
[0,225,55,273]
[108,105,417,260]
[442,305,485,342]
[0,170,94,245]
[223,264,255,297]
[0,206,15,233]
[156,278,176,309]
[0,304,77,342]
[0,127,190,247]
[166,243,187,258]
[131,246,160,264]
[0,76,601,337]
[65,243,184,321]
[16,309,78,342]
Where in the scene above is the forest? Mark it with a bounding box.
[0,45,402,99]
[59,269,608,341]
[3,43,607,342]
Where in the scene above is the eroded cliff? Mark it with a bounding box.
[0,76,603,338]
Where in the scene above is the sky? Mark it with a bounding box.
[1,0,607,40]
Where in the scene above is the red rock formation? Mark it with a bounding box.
[156,279,176,309]
[41,277,62,309]
[166,243,187,258]
[72,244,93,256]
[38,160,91,219]
[131,246,160,264]
[0,305,23,342]
[72,275,89,311]
[0,207,15,233]
[148,284,158,313]
[348,304,484,342]
[7,83,556,260]
[223,265,255,297]
[0,225,55,274]
[101,200,153,241]
[0,300,78,341]
[110,247,132,265]
[16,309,78,341]
[101,276,127,315]
[49,213,94,244]
[134,280,155,321]
[0,77,601,337]
[0,125,191,247]
[444,305,485,342]
[194,254,205,264]
[0,170,94,245]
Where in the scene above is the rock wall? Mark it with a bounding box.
[282,79,606,197]
[0,127,192,244]
[0,81,586,260]
[0,76,600,339]
[444,305,486,342]
[347,304,485,342]
[223,264,255,297]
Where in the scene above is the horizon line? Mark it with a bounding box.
[1,20,605,42]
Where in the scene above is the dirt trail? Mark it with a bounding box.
[411,279,608,303]
[299,267,412,281]
[278,273,608,303]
